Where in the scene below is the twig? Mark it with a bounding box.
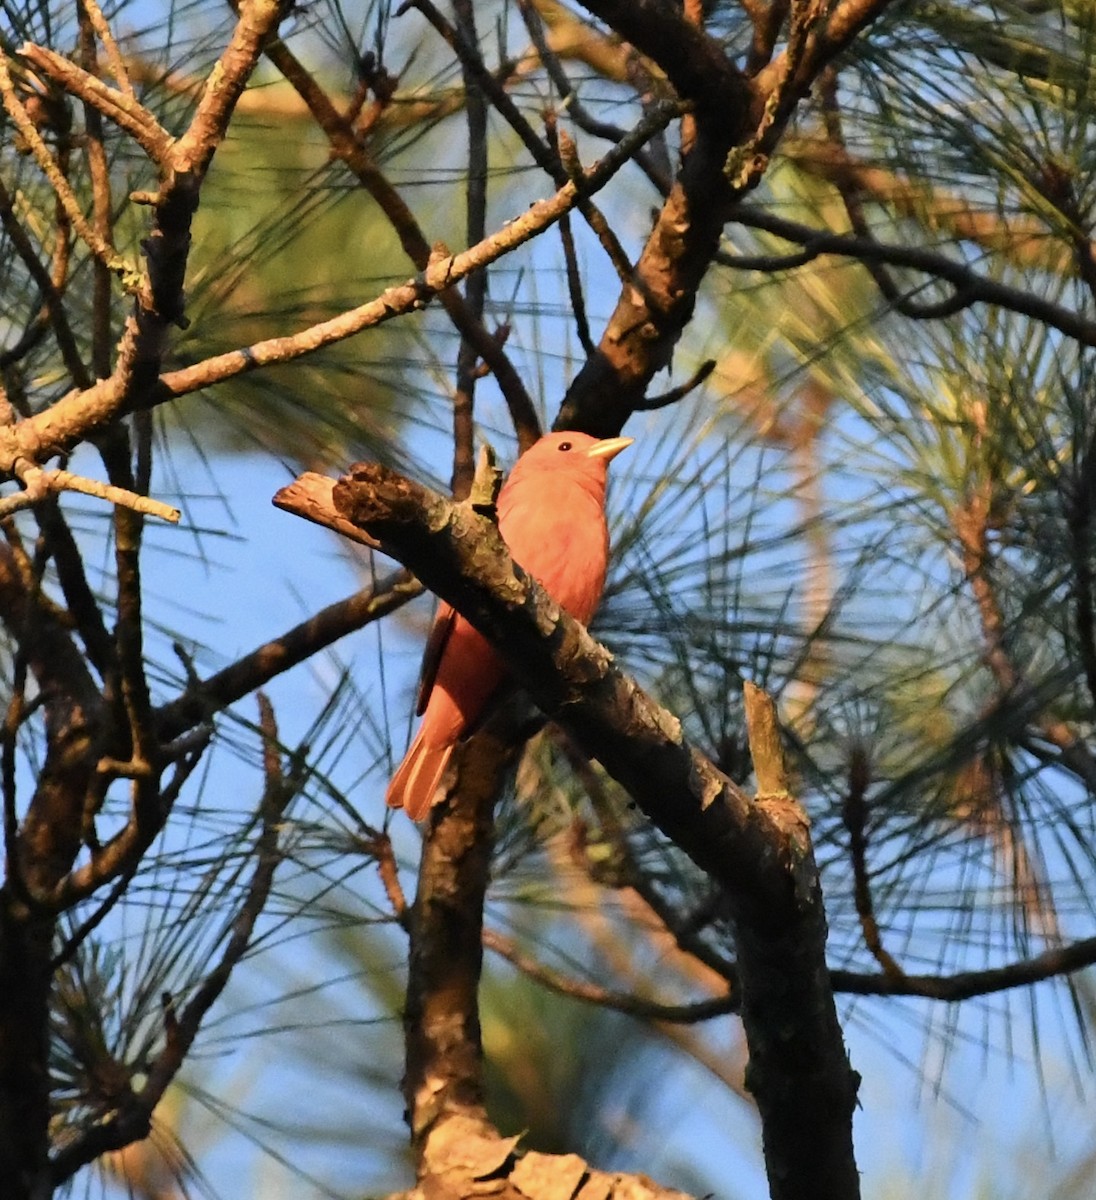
[0,50,136,282]
[840,743,905,978]
[754,0,894,105]
[264,37,542,450]
[742,681,787,796]
[1064,426,1096,709]
[546,114,595,357]
[726,205,1096,348]
[30,496,116,678]
[549,726,739,983]
[76,0,135,96]
[17,42,172,164]
[50,862,140,969]
[358,829,410,926]
[633,358,716,410]
[451,0,488,498]
[170,0,285,178]
[100,427,157,776]
[0,465,180,522]
[554,123,633,284]
[483,927,736,1023]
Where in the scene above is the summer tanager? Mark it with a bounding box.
[386,431,633,820]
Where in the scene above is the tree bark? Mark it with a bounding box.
[287,462,863,1200]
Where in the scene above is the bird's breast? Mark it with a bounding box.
[498,491,609,626]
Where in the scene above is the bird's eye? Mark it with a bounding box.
[558,441,572,452]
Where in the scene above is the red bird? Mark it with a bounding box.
[386,431,633,820]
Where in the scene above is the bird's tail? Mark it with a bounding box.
[386,730,454,821]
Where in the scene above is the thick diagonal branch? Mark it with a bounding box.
[290,463,861,1200]
[558,0,896,435]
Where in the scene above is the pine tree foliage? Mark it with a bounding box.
[4,0,1096,1197]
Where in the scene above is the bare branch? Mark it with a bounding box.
[16,42,172,164]
[309,462,860,1200]
[483,927,737,1023]
[157,566,423,742]
[50,696,295,1185]
[263,37,543,450]
[727,205,1096,347]
[451,0,489,498]
[0,465,180,522]
[832,932,1096,999]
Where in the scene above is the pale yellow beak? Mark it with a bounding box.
[586,436,634,463]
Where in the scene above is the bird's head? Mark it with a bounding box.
[506,431,633,498]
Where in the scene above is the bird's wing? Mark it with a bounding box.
[415,600,456,715]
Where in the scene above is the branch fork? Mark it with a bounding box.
[285,460,861,1200]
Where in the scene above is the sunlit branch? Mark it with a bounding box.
[76,0,135,96]
[145,99,680,399]
[17,42,172,164]
[308,459,861,1200]
[0,465,179,522]
[263,36,543,450]
[5,99,677,477]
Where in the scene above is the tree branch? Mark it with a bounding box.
[2,98,679,475]
[156,570,423,742]
[483,927,737,1023]
[49,695,296,1184]
[727,205,1096,346]
[288,462,861,1200]
[831,930,1096,999]
[263,36,543,450]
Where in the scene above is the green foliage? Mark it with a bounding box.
[9,0,1096,1196]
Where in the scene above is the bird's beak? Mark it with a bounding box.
[586,436,634,463]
